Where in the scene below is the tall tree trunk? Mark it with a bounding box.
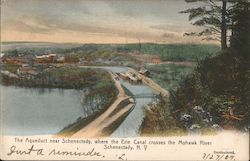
[221,0,228,50]
[230,19,235,48]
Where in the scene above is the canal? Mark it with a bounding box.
[1,66,155,137]
[100,67,155,137]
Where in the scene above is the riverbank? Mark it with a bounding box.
[1,66,120,135]
[0,66,112,89]
[57,71,136,137]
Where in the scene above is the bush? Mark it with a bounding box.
[171,51,250,131]
[141,51,249,135]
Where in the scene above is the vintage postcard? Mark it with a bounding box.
[0,0,249,160]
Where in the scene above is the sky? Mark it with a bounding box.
[1,0,210,44]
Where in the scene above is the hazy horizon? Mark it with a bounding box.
[1,0,217,44]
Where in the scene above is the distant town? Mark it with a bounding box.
[0,48,163,82]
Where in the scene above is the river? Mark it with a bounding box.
[1,66,155,137]
[0,85,85,135]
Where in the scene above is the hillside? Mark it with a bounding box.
[141,51,250,135]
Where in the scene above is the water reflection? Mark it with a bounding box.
[1,85,84,135]
[103,67,155,137]
[1,66,155,137]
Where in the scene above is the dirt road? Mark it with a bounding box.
[71,72,134,138]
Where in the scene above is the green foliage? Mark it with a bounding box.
[83,81,118,111]
[142,50,249,134]
[58,88,117,137]
[230,0,250,53]
[57,74,118,136]
[64,54,79,63]
[60,43,220,65]
[171,51,250,130]
[116,43,220,61]
[141,97,187,136]
[182,0,250,50]
[1,67,113,89]
[146,64,195,91]
[4,43,220,62]
[181,0,225,41]
[4,47,65,56]
[1,64,20,73]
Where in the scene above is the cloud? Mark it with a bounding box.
[3,13,163,41]
[1,0,206,43]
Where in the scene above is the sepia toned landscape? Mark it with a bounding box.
[0,0,249,138]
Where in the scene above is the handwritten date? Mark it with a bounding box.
[203,153,235,161]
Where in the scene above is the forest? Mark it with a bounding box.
[141,0,250,135]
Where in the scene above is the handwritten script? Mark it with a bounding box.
[7,145,104,158]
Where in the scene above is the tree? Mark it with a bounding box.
[221,0,228,49]
[65,54,79,63]
[229,0,250,53]
[182,0,250,52]
[181,0,230,50]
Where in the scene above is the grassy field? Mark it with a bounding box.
[116,43,220,61]
[146,64,196,91]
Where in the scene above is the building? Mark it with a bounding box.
[35,54,57,63]
[139,68,150,77]
[48,54,57,57]
[119,71,142,84]
[151,55,161,64]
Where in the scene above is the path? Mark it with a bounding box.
[71,72,134,138]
